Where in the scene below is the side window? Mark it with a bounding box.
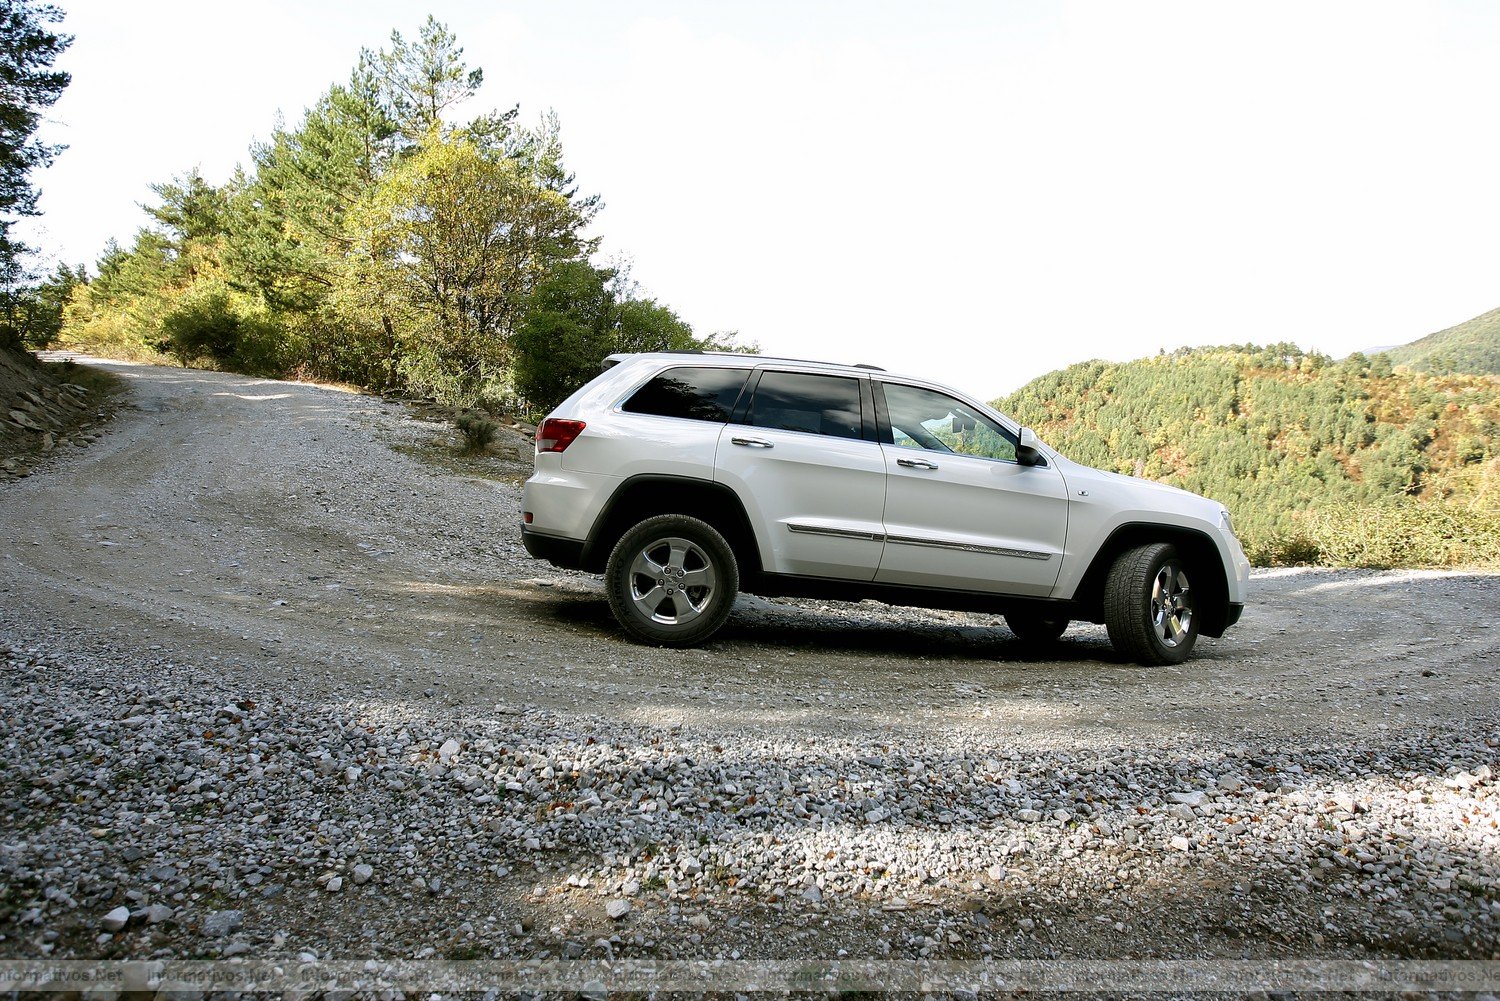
[746,371,863,440]
[881,382,1018,462]
[621,366,749,423]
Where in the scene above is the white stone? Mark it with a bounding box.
[1169,791,1207,808]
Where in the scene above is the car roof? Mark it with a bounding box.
[599,351,1016,431]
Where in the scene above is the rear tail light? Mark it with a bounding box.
[537,418,586,453]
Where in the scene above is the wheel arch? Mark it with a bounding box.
[1071,523,1234,637]
[583,475,762,579]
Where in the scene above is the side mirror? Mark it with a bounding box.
[1016,426,1045,467]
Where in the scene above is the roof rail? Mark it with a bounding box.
[606,351,887,372]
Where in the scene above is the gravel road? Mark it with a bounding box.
[1,359,1497,980]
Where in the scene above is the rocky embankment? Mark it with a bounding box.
[0,349,114,480]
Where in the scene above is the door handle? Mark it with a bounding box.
[731,437,774,449]
[897,457,939,470]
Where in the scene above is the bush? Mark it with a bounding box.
[155,280,286,374]
[453,412,498,454]
[1294,499,1500,569]
[1251,533,1322,567]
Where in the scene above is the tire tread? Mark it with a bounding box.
[1103,542,1195,665]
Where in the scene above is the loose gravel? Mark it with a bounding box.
[0,359,1497,971]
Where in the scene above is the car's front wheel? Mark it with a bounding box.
[605,514,739,647]
[1103,542,1199,665]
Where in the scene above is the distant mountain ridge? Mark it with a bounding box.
[996,343,1500,565]
[1386,305,1500,375]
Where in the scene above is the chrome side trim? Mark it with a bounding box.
[786,523,883,542]
[884,533,1053,561]
[785,522,1053,560]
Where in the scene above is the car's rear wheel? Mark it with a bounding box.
[605,514,739,647]
[1104,542,1198,665]
[1003,614,1069,644]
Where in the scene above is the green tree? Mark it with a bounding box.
[354,133,592,403]
[511,262,615,411]
[51,15,697,411]
[0,0,70,331]
[0,259,80,348]
[365,15,482,144]
[62,176,249,364]
[512,261,743,414]
[230,69,396,312]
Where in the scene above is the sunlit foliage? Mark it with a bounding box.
[56,17,743,411]
[997,344,1500,567]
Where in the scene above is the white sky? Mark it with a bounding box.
[19,0,1500,398]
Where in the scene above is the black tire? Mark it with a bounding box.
[1103,543,1198,665]
[1004,614,1069,644]
[605,514,739,647]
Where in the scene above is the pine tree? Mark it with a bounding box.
[364,16,482,144]
[0,0,71,289]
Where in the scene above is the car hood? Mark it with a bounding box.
[1048,450,1224,519]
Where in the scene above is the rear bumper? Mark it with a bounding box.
[521,526,586,570]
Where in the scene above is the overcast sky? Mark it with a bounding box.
[20,0,1500,398]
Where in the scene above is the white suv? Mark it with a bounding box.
[521,353,1250,664]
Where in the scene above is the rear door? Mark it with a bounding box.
[873,380,1068,596]
[714,368,887,580]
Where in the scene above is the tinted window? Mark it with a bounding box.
[747,371,863,440]
[881,382,1017,461]
[622,367,749,423]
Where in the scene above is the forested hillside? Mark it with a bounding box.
[38,18,744,414]
[997,344,1500,567]
[1387,305,1500,375]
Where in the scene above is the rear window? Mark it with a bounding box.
[621,366,750,423]
[746,370,863,440]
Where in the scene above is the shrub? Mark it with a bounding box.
[453,412,498,454]
[1252,533,1322,567]
[155,280,287,375]
[1296,499,1500,569]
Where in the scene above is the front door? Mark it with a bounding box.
[874,380,1068,596]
